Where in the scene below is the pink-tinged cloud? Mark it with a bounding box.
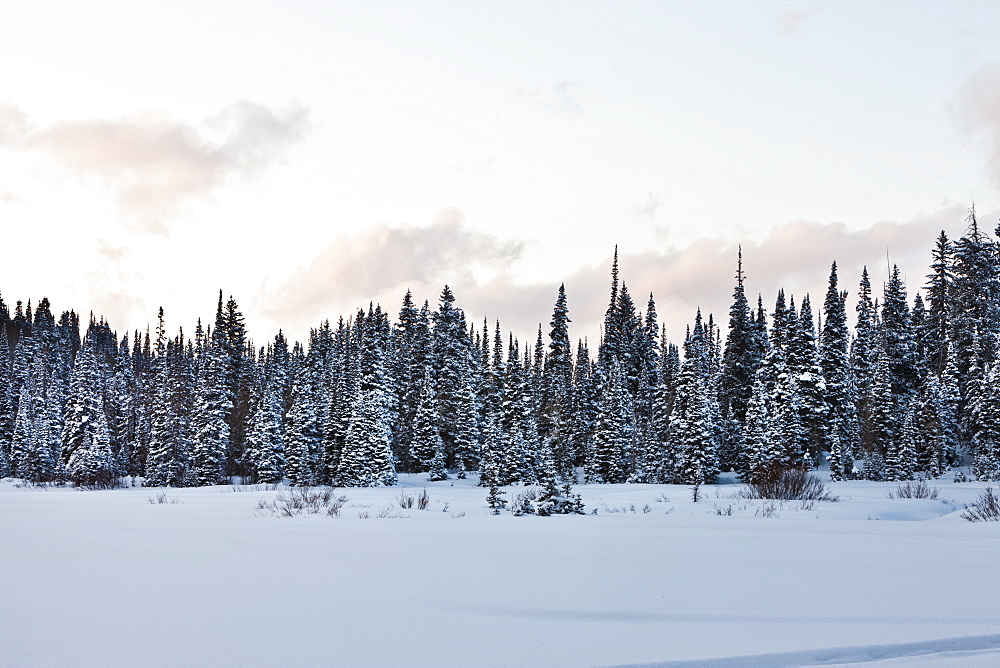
[0,101,309,234]
[955,64,1000,190]
[254,208,526,336]
[256,205,981,348]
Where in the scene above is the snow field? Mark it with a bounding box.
[1,473,998,667]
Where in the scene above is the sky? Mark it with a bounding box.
[2,0,1000,348]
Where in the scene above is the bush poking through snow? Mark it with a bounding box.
[714,503,734,516]
[148,492,182,504]
[376,506,408,519]
[230,483,279,493]
[397,488,431,510]
[256,487,348,517]
[961,487,1000,522]
[888,480,940,500]
[396,491,415,509]
[738,465,837,502]
[755,501,780,518]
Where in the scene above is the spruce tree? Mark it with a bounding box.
[432,286,479,473]
[820,262,853,467]
[410,369,447,481]
[62,332,121,487]
[970,364,1000,481]
[244,354,285,485]
[191,337,231,486]
[667,321,720,485]
[851,268,879,453]
[923,230,952,376]
[720,247,756,426]
[741,375,779,482]
[62,334,119,487]
[585,360,630,484]
[144,322,194,487]
[539,284,575,479]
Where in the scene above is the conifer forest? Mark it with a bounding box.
[3,209,1000,493]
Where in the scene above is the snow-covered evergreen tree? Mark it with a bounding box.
[190,336,231,486]
[62,334,119,487]
[585,360,630,483]
[410,369,447,481]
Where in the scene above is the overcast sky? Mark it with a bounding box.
[2,1,999,347]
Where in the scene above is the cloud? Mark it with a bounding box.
[255,205,983,349]
[515,80,586,115]
[457,205,979,347]
[0,101,309,234]
[955,65,1000,190]
[255,208,526,334]
[779,8,819,35]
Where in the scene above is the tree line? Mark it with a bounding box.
[2,208,1000,489]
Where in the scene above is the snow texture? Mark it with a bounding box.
[1,473,998,667]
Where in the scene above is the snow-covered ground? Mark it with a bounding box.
[1,473,998,667]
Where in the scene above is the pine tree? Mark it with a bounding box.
[337,309,397,487]
[881,265,919,409]
[432,286,479,474]
[951,207,1000,390]
[970,364,1000,481]
[787,294,829,465]
[864,351,896,481]
[886,402,917,481]
[585,360,630,483]
[851,267,879,453]
[282,352,319,487]
[742,375,780,482]
[667,321,720,485]
[569,339,596,471]
[62,334,119,487]
[244,353,285,485]
[923,230,953,376]
[144,322,194,487]
[539,284,575,479]
[410,369,447,480]
[190,337,231,486]
[820,262,853,469]
[321,318,357,485]
[0,326,13,469]
[720,247,756,426]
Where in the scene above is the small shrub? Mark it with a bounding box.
[417,488,430,510]
[755,501,780,518]
[713,503,734,516]
[511,488,541,516]
[377,506,408,519]
[148,492,182,504]
[230,483,279,493]
[888,480,940,500]
[358,511,370,519]
[961,487,1000,522]
[739,465,837,502]
[642,504,651,514]
[256,487,347,517]
[396,491,415,509]
[655,493,670,503]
